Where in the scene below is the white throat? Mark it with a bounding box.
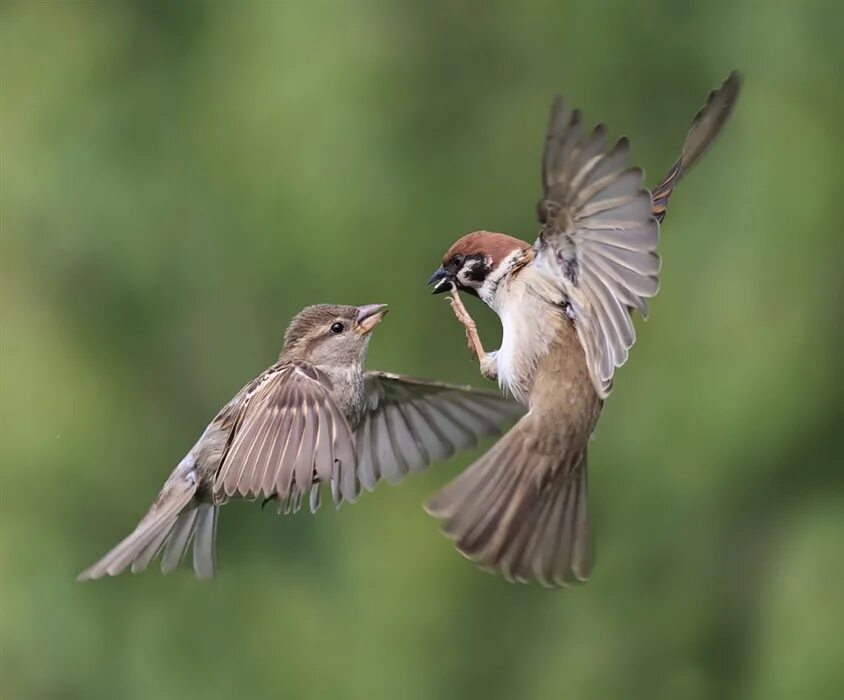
[477,250,524,310]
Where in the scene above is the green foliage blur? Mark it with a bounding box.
[2,1,842,698]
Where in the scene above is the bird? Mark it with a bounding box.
[424,71,742,586]
[78,303,524,581]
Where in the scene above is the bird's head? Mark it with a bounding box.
[427,231,532,302]
[281,303,388,369]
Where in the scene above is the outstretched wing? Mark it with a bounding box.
[213,362,357,509]
[353,371,525,493]
[535,100,660,398]
[651,70,741,223]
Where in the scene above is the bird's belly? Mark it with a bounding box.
[530,333,603,447]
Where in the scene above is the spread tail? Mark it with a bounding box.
[78,472,217,581]
[425,434,590,587]
[652,70,742,223]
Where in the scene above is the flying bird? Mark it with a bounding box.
[425,72,742,585]
[79,303,523,580]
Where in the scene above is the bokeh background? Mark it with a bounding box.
[2,1,842,698]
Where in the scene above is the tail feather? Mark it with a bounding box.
[426,442,591,587]
[440,440,520,544]
[652,70,741,223]
[512,472,569,582]
[77,470,205,581]
[156,504,218,578]
[462,458,525,552]
[192,503,218,579]
[500,465,578,583]
[161,508,199,574]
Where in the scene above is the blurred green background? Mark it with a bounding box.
[2,1,842,699]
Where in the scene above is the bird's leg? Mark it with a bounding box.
[446,288,484,358]
[446,288,498,381]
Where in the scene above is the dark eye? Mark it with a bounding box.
[452,254,464,267]
[330,322,345,335]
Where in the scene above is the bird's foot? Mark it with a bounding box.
[479,352,498,382]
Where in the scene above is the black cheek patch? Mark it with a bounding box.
[465,259,489,283]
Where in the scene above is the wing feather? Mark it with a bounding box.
[213,363,356,509]
[383,403,427,473]
[352,372,524,491]
[536,104,660,396]
[536,75,739,395]
[293,390,317,492]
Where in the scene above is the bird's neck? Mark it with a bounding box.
[477,247,534,309]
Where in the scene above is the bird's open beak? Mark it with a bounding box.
[356,303,389,334]
[427,266,453,295]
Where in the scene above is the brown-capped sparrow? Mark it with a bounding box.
[78,304,523,580]
[425,72,741,586]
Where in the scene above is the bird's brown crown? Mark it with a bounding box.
[443,231,531,269]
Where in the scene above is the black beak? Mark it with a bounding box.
[427,266,452,295]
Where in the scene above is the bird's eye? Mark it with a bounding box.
[330,322,345,335]
[453,254,464,267]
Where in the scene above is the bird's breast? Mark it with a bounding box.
[494,277,564,404]
[323,365,365,428]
